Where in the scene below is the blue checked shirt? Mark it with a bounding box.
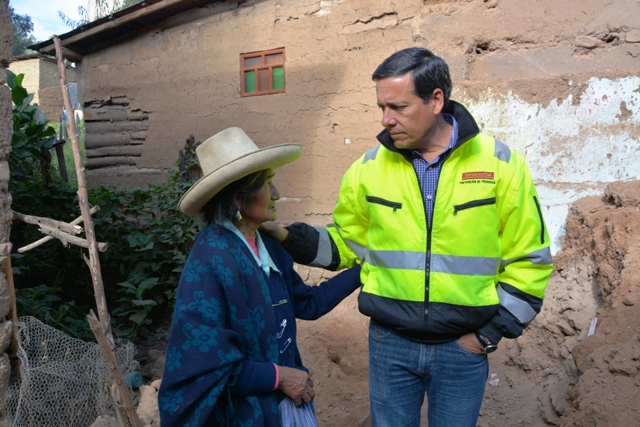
[411,113,458,228]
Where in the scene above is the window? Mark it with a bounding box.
[240,48,286,97]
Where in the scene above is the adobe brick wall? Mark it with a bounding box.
[8,56,76,120]
[8,58,42,96]
[74,0,640,253]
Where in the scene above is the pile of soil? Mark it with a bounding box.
[136,180,640,426]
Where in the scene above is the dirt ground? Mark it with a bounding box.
[136,180,640,426]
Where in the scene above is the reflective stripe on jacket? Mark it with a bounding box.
[324,101,553,343]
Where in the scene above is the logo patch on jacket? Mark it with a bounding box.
[460,171,495,184]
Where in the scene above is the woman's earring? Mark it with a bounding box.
[235,211,243,222]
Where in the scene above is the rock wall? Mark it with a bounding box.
[0,0,15,404]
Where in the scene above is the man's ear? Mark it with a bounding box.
[431,88,445,115]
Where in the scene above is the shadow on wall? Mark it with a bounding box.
[228,61,359,223]
[82,60,357,222]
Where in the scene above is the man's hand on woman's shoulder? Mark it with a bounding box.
[259,221,289,243]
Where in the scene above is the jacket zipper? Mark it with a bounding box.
[533,196,545,244]
[453,197,497,215]
[365,195,402,211]
[423,160,446,336]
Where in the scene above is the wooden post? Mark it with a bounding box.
[53,37,141,427]
[88,311,140,427]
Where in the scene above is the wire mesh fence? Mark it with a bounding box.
[1,316,138,427]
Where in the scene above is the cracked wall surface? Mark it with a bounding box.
[77,0,640,253]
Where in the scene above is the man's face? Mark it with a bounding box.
[376,73,439,153]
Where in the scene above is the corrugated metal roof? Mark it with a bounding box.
[32,0,230,59]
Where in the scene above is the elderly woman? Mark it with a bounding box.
[158,127,361,426]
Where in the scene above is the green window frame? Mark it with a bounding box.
[240,48,286,97]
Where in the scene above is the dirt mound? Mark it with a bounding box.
[557,181,640,426]
[138,181,640,426]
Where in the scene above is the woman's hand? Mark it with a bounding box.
[277,366,315,406]
[259,221,289,243]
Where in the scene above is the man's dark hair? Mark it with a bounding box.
[372,47,452,106]
[202,169,271,224]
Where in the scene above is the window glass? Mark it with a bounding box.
[244,70,256,93]
[240,48,285,97]
[273,67,284,90]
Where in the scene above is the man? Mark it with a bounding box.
[264,47,553,426]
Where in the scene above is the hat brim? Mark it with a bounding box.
[178,143,302,216]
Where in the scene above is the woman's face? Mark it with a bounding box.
[240,169,280,228]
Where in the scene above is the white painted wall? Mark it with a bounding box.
[464,77,640,254]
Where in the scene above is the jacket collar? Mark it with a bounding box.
[375,100,480,156]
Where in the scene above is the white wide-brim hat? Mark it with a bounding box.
[178,127,302,216]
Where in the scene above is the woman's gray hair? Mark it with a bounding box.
[202,169,271,224]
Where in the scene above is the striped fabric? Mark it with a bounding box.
[279,398,319,427]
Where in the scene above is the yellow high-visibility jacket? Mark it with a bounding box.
[286,101,553,344]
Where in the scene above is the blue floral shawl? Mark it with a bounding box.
[158,224,280,426]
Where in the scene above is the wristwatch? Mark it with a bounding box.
[475,332,498,354]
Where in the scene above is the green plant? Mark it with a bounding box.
[11,171,203,342]
[90,172,204,339]
[7,72,92,336]
[10,178,83,280]
[16,285,92,341]
[10,6,36,56]
[111,277,161,337]
[7,70,57,183]
[8,87,202,342]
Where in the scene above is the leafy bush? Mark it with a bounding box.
[16,285,91,341]
[90,174,203,338]
[11,171,203,342]
[7,70,56,183]
[7,71,83,293]
[7,71,95,338]
[8,71,203,342]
